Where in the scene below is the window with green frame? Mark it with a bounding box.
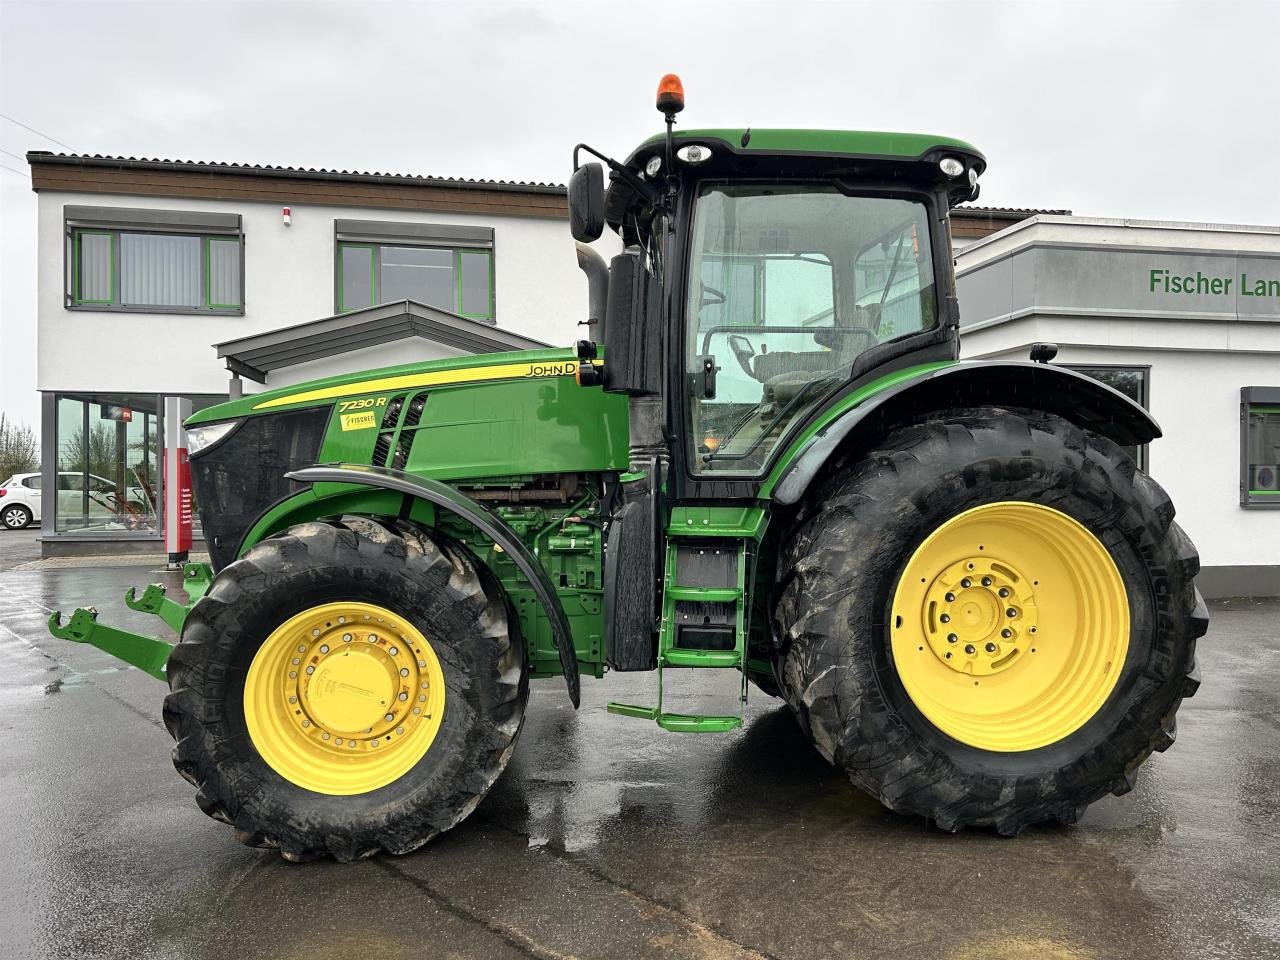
[337,241,494,320]
[1242,388,1280,507]
[68,229,242,312]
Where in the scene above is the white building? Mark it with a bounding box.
[956,216,1280,598]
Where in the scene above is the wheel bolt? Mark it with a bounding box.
[297,645,306,653]
[302,720,310,728]
[288,696,297,704]
[342,633,352,642]
[319,644,329,654]
[945,652,952,659]
[961,578,972,588]
[940,613,951,623]
[384,713,394,722]
[322,733,330,740]
[964,644,976,655]
[399,692,409,701]
[1006,608,1018,618]
[981,576,992,587]
[945,592,955,602]
[1001,628,1013,638]
[947,633,958,643]
[306,665,315,675]
[985,642,997,653]
[389,647,398,656]
[999,588,1010,598]
[400,668,410,677]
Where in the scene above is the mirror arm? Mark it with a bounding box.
[573,143,659,206]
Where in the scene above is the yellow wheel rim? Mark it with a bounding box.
[891,502,1129,752]
[244,602,446,795]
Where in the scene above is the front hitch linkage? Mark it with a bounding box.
[46,562,214,681]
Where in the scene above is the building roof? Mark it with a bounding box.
[26,151,565,196]
[216,299,549,383]
[954,204,1072,218]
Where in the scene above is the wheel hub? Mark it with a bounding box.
[245,602,446,794]
[922,557,1039,676]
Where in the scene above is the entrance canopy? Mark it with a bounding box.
[215,299,549,383]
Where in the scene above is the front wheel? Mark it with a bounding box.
[163,517,527,861]
[774,407,1207,835]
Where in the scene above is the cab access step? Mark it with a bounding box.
[607,537,751,732]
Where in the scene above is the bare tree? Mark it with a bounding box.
[0,414,39,479]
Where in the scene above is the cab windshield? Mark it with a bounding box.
[685,183,937,474]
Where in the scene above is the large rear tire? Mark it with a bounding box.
[163,516,526,861]
[774,407,1207,835]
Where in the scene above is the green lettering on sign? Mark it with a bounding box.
[1148,267,1278,298]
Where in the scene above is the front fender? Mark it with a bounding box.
[768,361,1161,505]
[284,464,581,707]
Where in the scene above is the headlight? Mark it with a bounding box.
[644,155,663,178]
[186,420,240,457]
[939,157,964,178]
[677,143,712,164]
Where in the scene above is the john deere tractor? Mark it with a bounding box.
[49,76,1206,861]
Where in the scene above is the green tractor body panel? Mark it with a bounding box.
[189,347,631,482]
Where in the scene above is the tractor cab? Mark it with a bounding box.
[569,79,983,503]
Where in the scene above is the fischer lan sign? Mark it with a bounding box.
[1149,268,1280,298]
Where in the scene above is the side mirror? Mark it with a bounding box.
[568,162,605,242]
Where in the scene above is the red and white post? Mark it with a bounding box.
[163,397,194,569]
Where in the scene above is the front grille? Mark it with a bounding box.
[192,407,329,570]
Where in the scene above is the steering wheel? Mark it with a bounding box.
[727,334,757,378]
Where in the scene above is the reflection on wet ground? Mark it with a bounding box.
[0,563,1276,960]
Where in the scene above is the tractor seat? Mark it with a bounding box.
[763,370,818,404]
[752,350,834,384]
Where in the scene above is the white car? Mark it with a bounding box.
[1,471,157,530]
[0,473,41,529]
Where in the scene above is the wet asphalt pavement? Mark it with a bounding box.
[0,547,1276,960]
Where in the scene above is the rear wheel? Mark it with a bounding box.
[2,503,32,529]
[774,407,1206,834]
[164,516,526,861]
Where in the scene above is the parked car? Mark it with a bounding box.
[0,473,41,529]
[1,471,156,530]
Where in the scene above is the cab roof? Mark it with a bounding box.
[632,128,984,171]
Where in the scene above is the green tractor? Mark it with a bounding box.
[49,76,1206,861]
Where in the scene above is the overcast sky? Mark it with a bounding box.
[2,0,1278,429]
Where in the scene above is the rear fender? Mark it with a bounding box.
[769,361,1161,505]
[273,464,581,706]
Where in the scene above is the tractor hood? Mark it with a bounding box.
[185,346,630,570]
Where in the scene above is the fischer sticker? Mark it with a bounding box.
[340,412,378,431]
